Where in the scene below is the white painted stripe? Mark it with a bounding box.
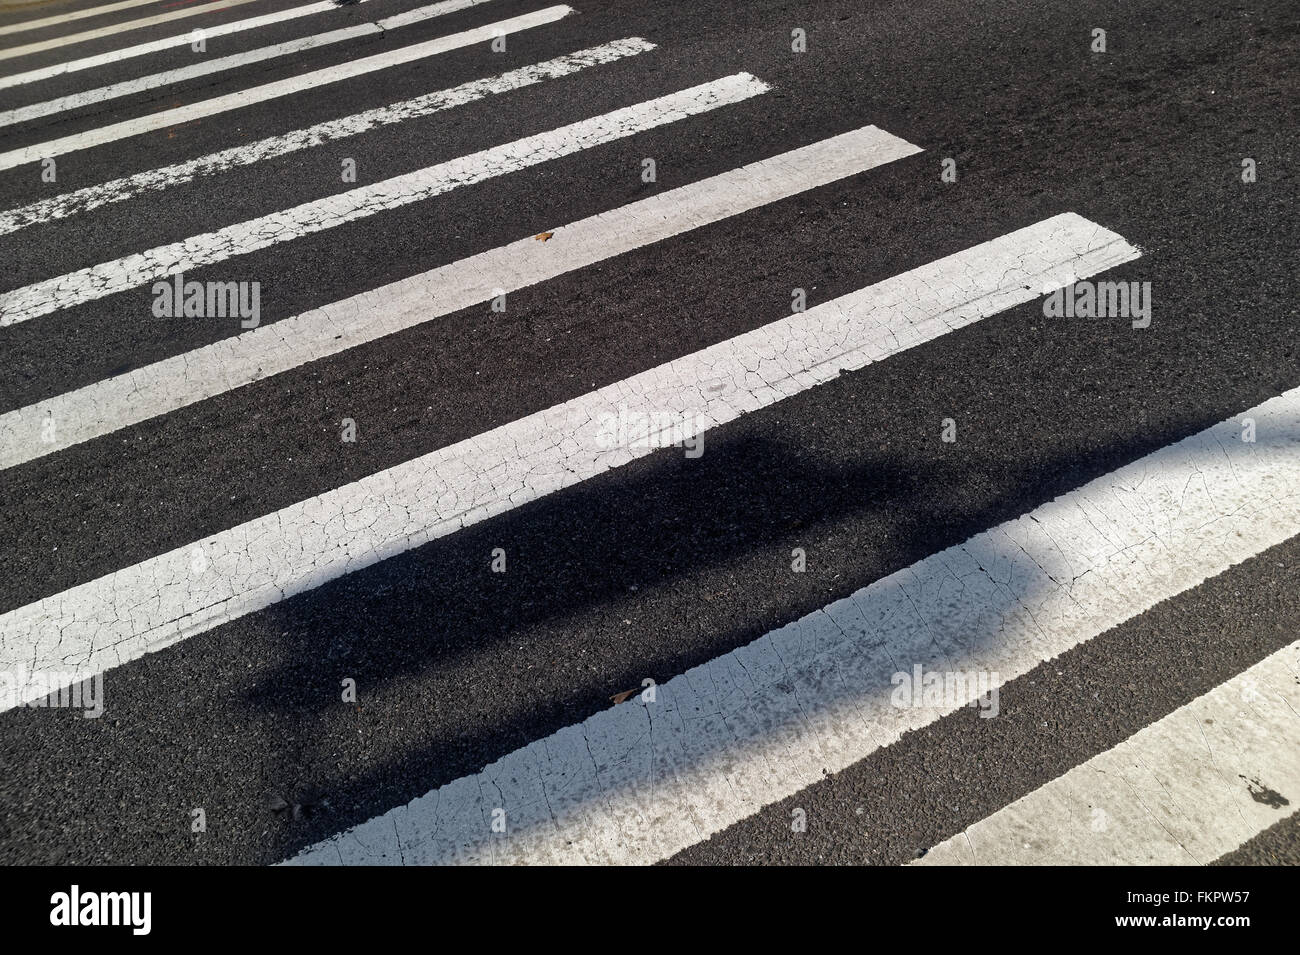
[0,0,163,38]
[0,4,392,127]
[285,387,1300,866]
[0,214,1137,720]
[0,0,503,115]
[0,0,264,62]
[0,2,555,170]
[916,641,1300,865]
[0,37,655,233]
[0,70,764,326]
[0,122,909,470]
[0,0,396,91]
[0,25,362,128]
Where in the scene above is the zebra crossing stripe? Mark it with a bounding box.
[0,0,489,128]
[0,4,571,171]
[0,37,657,233]
[915,640,1300,865]
[0,121,909,469]
[0,0,166,38]
[288,382,1300,865]
[0,0,436,91]
[0,0,525,118]
[0,0,265,63]
[0,70,766,326]
[0,213,1138,715]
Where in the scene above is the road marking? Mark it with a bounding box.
[0,122,911,469]
[0,24,365,129]
[916,641,1300,865]
[0,3,569,170]
[0,214,1138,716]
[284,382,1300,866]
[0,0,166,37]
[0,37,656,232]
[0,0,265,62]
[0,70,765,326]
[0,0,403,91]
[0,0,513,128]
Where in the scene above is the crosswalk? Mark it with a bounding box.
[0,0,1295,868]
[288,387,1300,865]
[0,4,574,169]
[0,0,499,126]
[0,0,381,89]
[0,35,657,234]
[0,0,267,63]
[1,71,767,318]
[916,640,1300,865]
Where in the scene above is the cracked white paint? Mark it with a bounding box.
[0,0,524,129]
[0,0,167,37]
[285,383,1300,865]
[0,38,656,233]
[0,0,397,91]
[0,124,916,470]
[0,4,572,172]
[0,0,265,63]
[0,213,1136,716]
[0,70,764,327]
[916,641,1300,865]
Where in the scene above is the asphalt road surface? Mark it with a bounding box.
[0,0,1296,867]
